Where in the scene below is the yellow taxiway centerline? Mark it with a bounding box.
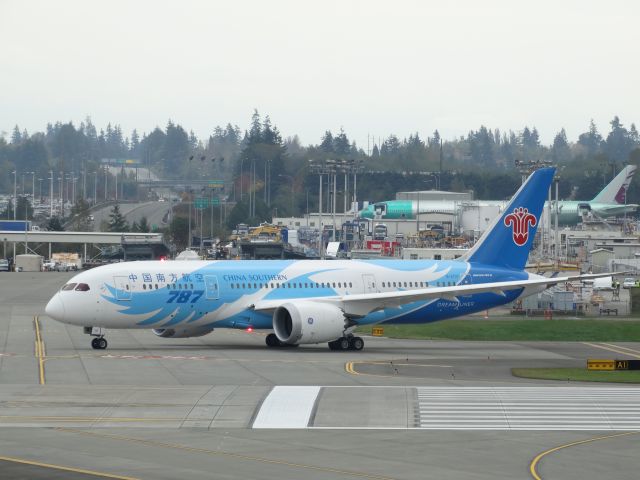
[345,361,452,377]
[529,431,640,480]
[34,316,45,384]
[0,454,139,480]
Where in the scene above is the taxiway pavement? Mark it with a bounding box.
[0,271,638,479]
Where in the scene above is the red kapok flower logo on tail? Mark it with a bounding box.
[504,207,537,246]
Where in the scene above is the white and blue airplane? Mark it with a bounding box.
[45,167,607,351]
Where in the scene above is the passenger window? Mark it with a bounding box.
[62,283,77,291]
[75,283,90,291]
[126,285,130,290]
[393,282,396,287]
[332,282,336,288]
[382,282,385,287]
[299,283,302,288]
[404,282,407,287]
[349,282,353,288]
[143,284,147,290]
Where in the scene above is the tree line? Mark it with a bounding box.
[3,113,640,231]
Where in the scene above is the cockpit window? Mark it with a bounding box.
[62,283,77,291]
[75,283,90,291]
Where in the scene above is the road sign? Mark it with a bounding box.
[194,198,209,209]
[587,359,615,370]
[211,198,220,206]
[208,180,225,189]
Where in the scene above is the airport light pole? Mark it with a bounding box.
[49,171,54,218]
[12,170,17,220]
[92,172,98,205]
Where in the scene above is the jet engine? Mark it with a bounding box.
[152,326,214,338]
[273,302,346,345]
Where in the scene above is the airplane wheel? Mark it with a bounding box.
[349,336,364,351]
[91,338,100,349]
[266,333,280,347]
[98,338,108,350]
[338,337,350,350]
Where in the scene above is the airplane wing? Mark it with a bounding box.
[252,272,614,318]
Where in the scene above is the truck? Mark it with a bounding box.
[0,220,31,231]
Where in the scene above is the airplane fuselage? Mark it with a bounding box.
[359,199,638,225]
[48,259,543,332]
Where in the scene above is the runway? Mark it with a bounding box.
[0,271,639,479]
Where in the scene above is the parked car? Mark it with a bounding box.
[43,260,57,271]
[0,259,9,272]
[622,277,636,289]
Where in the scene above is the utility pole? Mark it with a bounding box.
[12,170,17,220]
[49,170,53,218]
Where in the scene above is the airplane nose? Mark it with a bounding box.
[45,294,65,321]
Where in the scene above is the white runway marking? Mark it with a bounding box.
[252,386,321,429]
[417,387,640,430]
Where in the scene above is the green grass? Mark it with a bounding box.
[357,319,640,341]
[512,368,640,383]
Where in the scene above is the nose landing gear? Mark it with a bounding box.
[84,327,108,350]
[91,337,108,350]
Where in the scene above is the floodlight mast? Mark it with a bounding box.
[309,158,363,258]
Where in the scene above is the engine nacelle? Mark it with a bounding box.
[273,301,346,345]
[152,326,214,338]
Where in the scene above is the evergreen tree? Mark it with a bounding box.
[108,203,128,232]
[320,131,334,153]
[136,216,150,233]
[46,216,65,231]
[169,216,189,250]
[333,128,350,155]
[11,125,22,144]
[605,116,633,163]
[578,119,603,156]
[16,196,33,220]
[551,128,571,163]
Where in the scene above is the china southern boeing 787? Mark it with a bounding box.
[45,167,607,351]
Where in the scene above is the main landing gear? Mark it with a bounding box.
[85,327,108,350]
[328,335,364,351]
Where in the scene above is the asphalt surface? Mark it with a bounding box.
[0,271,639,479]
[91,201,171,231]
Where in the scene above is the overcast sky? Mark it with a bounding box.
[2,0,639,149]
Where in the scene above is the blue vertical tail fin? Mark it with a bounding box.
[461,167,555,271]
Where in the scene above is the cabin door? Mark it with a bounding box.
[204,275,220,300]
[362,274,377,294]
